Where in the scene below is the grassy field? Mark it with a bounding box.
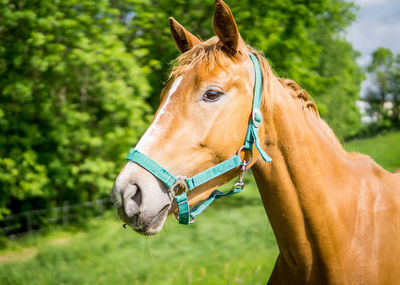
[343,130,400,172]
[0,131,399,284]
[0,180,278,285]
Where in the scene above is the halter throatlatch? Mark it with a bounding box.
[125,53,272,225]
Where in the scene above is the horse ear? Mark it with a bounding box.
[169,17,201,53]
[213,0,241,55]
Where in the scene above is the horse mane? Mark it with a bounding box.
[275,75,343,149]
[169,37,344,151]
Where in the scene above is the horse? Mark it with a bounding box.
[112,0,400,283]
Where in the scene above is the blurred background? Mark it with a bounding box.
[0,0,399,284]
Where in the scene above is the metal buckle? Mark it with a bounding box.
[169,175,188,198]
[252,109,263,128]
[170,176,197,224]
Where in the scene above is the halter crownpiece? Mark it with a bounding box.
[126,53,272,225]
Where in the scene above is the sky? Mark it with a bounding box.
[347,0,400,112]
[347,0,400,66]
[346,0,400,120]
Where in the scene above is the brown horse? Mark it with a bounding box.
[112,0,400,283]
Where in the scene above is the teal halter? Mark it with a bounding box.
[126,53,272,225]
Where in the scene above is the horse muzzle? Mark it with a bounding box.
[112,162,172,235]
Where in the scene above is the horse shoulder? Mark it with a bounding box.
[344,152,400,283]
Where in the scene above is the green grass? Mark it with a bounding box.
[344,130,400,172]
[0,176,278,285]
[0,131,399,284]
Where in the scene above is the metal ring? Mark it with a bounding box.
[236,146,253,166]
[169,175,188,198]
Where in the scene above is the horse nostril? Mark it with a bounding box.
[122,183,142,217]
[131,184,142,206]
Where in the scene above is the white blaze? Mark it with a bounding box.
[168,75,183,97]
[135,75,183,153]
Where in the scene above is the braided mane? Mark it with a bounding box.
[277,78,319,118]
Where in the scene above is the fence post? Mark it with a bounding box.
[63,201,69,225]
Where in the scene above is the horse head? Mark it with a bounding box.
[112,0,267,235]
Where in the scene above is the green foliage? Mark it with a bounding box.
[310,2,364,139]
[365,47,400,126]
[0,0,151,214]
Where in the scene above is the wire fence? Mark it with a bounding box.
[0,199,113,239]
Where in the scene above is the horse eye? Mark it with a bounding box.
[203,90,223,102]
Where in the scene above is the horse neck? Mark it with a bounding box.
[252,77,349,281]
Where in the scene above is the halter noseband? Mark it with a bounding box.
[125,53,272,225]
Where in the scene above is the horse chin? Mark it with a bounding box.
[117,203,171,236]
[133,223,164,236]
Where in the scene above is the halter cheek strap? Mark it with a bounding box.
[245,53,272,163]
[125,52,271,225]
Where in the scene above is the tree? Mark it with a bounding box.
[391,55,400,124]
[310,1,364,139]
[0,0,151,216]
[365,47,400,127]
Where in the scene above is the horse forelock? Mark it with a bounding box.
[169,36,246,80]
